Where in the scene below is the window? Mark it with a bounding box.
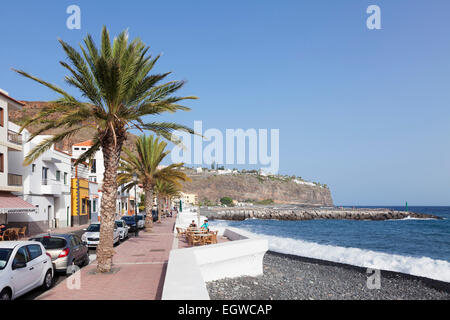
[0,107,3,127]
[42,167,48,184]
[0,153,3,173]
[35,205,39,213]
[74,147,79,151]
[13,247,30,266]
[89,176,97,182]
[27,244,42,260]
[64,172,68,185]
[31,237,66,249]
[32,164,36,173]
[91,159,96,173]
[0,249,12,270]
[82,199,87,214]
[81,148,86,151]
[92,199,96,212]
[70,236,77,248]
[56,170,61,181]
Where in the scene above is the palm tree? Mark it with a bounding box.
[118,135,190,230]
[13,26,197,273]
[153,180,181,222]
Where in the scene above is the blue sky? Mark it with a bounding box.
[1,1,450,205]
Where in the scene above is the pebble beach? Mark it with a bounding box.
[206,251,450,300]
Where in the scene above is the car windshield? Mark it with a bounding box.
[137,215,144,220]
[115,221,123,228]
[31,237,67,249]
[86,224,100,232]
[0,249,13,270]
[121,217,135,222]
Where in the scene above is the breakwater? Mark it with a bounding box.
[203,207,442,221]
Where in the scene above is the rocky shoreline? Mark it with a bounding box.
[206,251,450,300]
[203,206,442,221]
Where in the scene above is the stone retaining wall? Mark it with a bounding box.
[203,207,441,221]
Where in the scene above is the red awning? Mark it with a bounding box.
[0,192,36,214]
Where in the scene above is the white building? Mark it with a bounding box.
[0,89,36,230]
[72,140,143,219]
[8,131,72,231]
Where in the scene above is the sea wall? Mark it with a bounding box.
[162,227,268,300]
[203,207,442,221]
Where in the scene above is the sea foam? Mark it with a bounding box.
[210,221,450,283]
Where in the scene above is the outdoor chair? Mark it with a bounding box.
[3,229,18,241]
[191,234,203,246]
[176,227,186,238]
[210,230,218,244]
[18,226,27,238]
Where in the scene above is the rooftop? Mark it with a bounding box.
[73,140,93,147]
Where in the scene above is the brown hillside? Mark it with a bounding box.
[9,101,137,153]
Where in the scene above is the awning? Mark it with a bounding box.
[0,191,37,215]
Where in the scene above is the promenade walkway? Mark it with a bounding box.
[37,216,176,300]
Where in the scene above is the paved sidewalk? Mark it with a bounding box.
[37,217,176,300]
[26,223,90,239]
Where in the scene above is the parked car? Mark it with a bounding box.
[0,241,53,300]
[81,223,120,248]
[152,209,158,222]
[121,216,138,232]
[136,214,146,229]
[115,220,129,240]
[30,234,89,272]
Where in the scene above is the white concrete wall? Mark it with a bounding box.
[8,132,72,227]
[162,227,268,300]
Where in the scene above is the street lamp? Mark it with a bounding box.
[133,173,139,237]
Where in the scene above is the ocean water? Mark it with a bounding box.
[209,206,450,282]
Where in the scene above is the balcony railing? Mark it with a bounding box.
[8,173,22,186]
[7,130,22,145]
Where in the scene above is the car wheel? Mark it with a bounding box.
[82,253,90,267]
[42,270,53,290]
[0,289,11,300]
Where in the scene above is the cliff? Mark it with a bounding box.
[182,173,334,206]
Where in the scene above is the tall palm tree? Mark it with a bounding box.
[13,27,197,273]
[118,135,190,230]
[153,180,181,223]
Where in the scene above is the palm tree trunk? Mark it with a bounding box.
[97,134,124,273]
[157,195,163,223]
[144,188,153,232]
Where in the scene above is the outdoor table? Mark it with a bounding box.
[193,233,212,245]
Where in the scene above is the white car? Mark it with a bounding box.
[81,223,120,248]
[115,220,129,240]
[0,241,53,300]
[136,214,145,229]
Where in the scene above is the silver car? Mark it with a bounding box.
[115,220,129,240]
[30,234,89,273]
[81,223,120,248]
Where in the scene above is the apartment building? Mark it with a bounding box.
[7,131,72,233]
[0,89,37,228]
[72,140,144,218]
[71,158,99,225]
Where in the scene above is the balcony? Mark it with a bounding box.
[8,173,22,186]
[41,179,70,196]
[7,130,22,145]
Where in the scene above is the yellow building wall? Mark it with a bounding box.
[71,178,90,216]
